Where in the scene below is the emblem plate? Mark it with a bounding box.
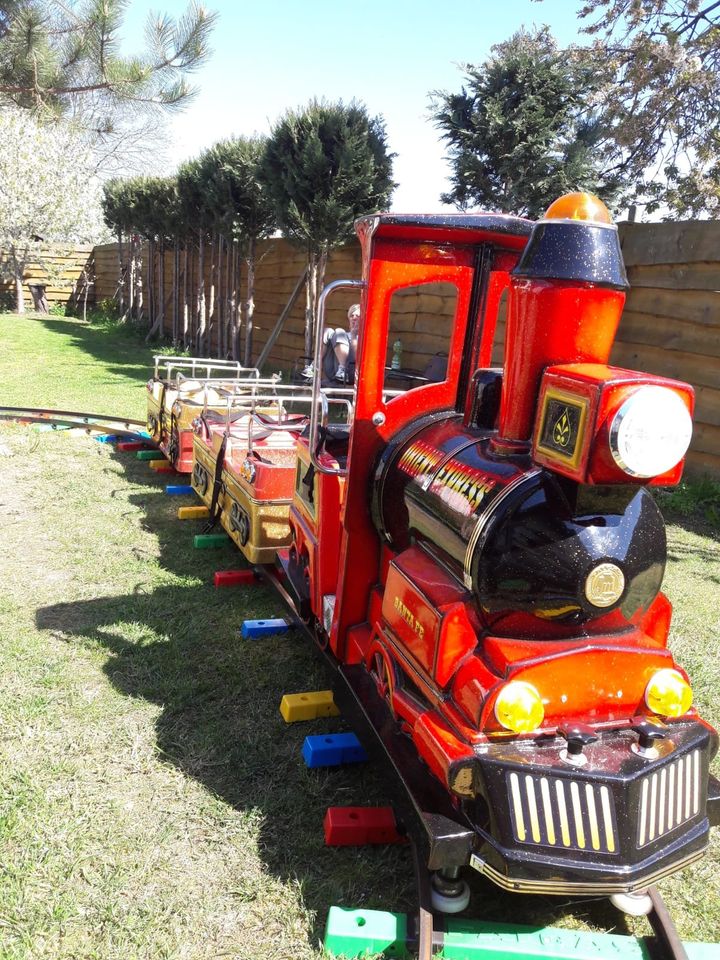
[585,562,625,607]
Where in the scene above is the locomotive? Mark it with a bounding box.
[161,191,719,916]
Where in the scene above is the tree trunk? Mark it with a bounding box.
[116,229,124,316]
[172,239,179,344]
[224,237,231,359]
[217,233,223,357]
[147,239,155,331]
[135,240,143,323]
[304,249,319,359]
[243,236,257,367]
[14,273,25,314]
[208,232,216,357]
[198,231,206,354]
[232,242,240,361]
[182,243,189,347]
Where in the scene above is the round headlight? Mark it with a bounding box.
[494,681,545,734]
[609,386,692,478]
[644,668,693,718]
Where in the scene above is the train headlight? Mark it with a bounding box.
[609,386,692,478]
[644,668,693,718]
[494,681,544,734]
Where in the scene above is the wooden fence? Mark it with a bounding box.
[0,245,95,311]
[17,220,720,477]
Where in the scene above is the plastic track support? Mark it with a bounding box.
[149,460,173,472]
[280,690,340,723]
[302,733,367,768]
[441,917,717,959]
[240,618,289,639]
[117,441,149,452]
[178,506,210,521]
[137,449,166,461]
[214,570,257,588]
[193,533,230,549]
[165,484,194,495]
[324,907,408,959]
[324,806,405,846]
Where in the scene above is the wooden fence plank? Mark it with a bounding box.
[619,221,720,265]
[626,263,720,291]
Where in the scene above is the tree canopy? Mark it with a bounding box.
[431,28,620,218]
[262,98,395,355]
[262,99,396,254]
[575,0,720,216]
[0,0,216,175]
[0,107,105,311]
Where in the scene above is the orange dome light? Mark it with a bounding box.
[543,192,613,225]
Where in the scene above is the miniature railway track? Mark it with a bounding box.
[0,405,146,436]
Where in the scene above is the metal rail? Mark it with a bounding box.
[0,406,146,435]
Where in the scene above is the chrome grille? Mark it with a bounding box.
[507,771,617,853]
[637,749,702,848]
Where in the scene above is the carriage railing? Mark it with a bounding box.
[152,354,260,383]
[209,388,355,457]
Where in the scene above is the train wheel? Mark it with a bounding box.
[370,648,395,718]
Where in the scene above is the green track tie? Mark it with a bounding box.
[136,449,165,460]
[193,533,230,549]
[442,918,717,960]
[324,906,408,958]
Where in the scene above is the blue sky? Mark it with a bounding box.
[122,0,589,211]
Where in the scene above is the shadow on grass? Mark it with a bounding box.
[34,445,638,947]
[37,316,155,385]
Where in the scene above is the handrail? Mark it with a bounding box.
[309,278,365,476]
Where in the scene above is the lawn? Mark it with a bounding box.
[0,311,719,958]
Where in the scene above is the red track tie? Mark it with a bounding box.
[117,440,150,452]
[323,807,406,846]
[214,570,257,587]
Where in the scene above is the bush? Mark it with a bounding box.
[657,476,720,526]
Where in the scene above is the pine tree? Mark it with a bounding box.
[0,0,216,174]
[431,28,623,218]
[262,99,395,356]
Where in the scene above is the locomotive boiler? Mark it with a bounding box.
[277,191,719,915]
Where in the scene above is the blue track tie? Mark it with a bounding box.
[302,732,367,768]
[240,618,290,639]
[165,484,194,495]
[95,434,120,444]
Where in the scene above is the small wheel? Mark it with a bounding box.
[610,891,653,916]
[370,649,395,716]
[430,881,470,914]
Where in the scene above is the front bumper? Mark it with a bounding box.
[469,719,716,895]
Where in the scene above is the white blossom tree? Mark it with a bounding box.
[0,108,105,312]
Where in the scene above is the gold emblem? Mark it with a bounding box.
[585,563,625,608]
[553,408,572,448]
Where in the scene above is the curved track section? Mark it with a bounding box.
[0,405,146,436]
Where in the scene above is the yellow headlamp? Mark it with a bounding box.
[494,681,545,734]
[644,668,693,718]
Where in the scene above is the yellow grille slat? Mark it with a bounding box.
[637,750,702,848]
[508,773,616,853]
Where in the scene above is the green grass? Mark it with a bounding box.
[0,312,154,419]
[0,313,718,957]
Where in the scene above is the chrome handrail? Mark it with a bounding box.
[309,278,365,476]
